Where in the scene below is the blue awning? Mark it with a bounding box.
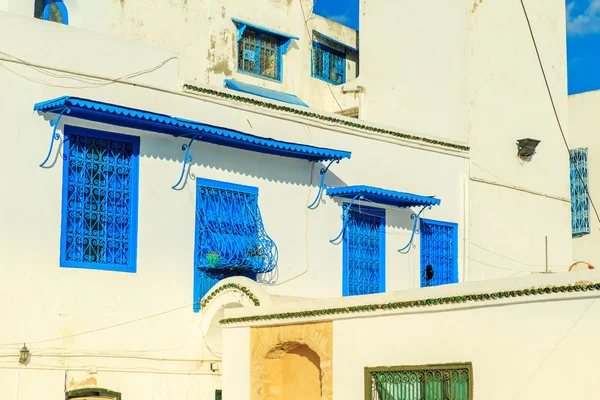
[232,18,299,54]
[224,79,308,107]
[313,30,358,53]
[326,185,440,208]
[33,96,351,162]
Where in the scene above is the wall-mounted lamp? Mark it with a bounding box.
[19,344,30,365]
[517,138,541,158]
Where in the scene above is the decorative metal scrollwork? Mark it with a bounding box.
[172,137,198,190]
[308,158,340,209]
[330,194,363,243]
[397,205,431,253]
[39,108,70,168]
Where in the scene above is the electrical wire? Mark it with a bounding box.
[298,0,345,113]
[0,51,177,90]
[519,0,600,224]
[0,300,199,347]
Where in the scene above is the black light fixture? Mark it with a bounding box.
[517,138,541,158]
[19,344,30,365]
[425,265,434,284]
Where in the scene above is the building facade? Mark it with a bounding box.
[0,0,577,399]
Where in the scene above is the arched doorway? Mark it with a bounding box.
[261,342,322,400]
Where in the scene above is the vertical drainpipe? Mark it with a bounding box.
[14,369,19,400]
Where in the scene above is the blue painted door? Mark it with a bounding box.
[420,219,458,287]
[343,205,386,296]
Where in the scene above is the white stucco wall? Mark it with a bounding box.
[109,0,358,113]
[568,90,600,267]
[223,271,600,400]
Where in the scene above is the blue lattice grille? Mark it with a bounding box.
[420,219,458,287]
[194,179,277,308]
[238,29,281,81]
[312,42,346,85]
[344,206,385,296]
[61,128,139,271]
[570,148,590,236]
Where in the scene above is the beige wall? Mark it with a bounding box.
[569,90,600,267]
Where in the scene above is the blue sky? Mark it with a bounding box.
[314,0,600,95]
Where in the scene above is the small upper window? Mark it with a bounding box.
[34,0,69,25]
[312,42,346,85]
[238,28,282,81]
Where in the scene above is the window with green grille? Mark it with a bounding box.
[312,41,346,85]
[570,148,590,236]
[366,364,472,400]
[237,28,282,81]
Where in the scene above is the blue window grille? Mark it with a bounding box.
[570,148,590,236]
[60,126,140,272]
[420,219,458,287]
[343,204,386,296]
[311,42,346,85]
[237,28,282,81]
[193,179,277,311]
[34,0,69,25]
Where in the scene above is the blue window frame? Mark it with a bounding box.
[312,42,346,85]
[420,219,458,287]
[34,0,69,25]
[193,178,277,311]
[342,204,386,296]
[237,28,282,81]
[570,148,590,236]
[60,126,140,272]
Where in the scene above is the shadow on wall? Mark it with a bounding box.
[140,132,347,187]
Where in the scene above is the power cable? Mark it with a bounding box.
[519,0,600,224]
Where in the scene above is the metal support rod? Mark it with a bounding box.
[330,194,362,243]
[172,137,197,190]
[308,158,340,209]
[398,205,430,253]
[39,108,69,168]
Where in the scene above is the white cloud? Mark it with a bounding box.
[567,0,600,36]
[324,13,351,25]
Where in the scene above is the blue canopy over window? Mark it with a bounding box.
[313,30,358,53]
[33,96,351,162]
[224,79,308,107]
[326,185,440,208]
[232,18,299,54]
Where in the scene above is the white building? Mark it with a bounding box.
[0,0,577,399]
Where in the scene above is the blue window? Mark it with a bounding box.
[237,28,282,81]
[343,204,386,296]
[193,178,277,311]
[570,148,590,236]
[34,0,69,25]
[420,219,458,287]
[312,42,346,85]
[60,126,140,272]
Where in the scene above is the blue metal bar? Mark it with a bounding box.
[397,205,430,253]
[39,108,69,168]
[308,158,339,209]
[330,194,363,244]
[172,137,198,190]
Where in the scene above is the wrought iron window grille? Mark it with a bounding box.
[237,28,283,81]
[419,219,458,288]
[311,41,346,85]
[366,364,472,400]
[570,148,590,236]
[194,179,277,310]
[60,126,140,272]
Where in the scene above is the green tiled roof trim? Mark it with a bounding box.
[183,84,470,152]
[201,283,261,309]
[220,281,600,325]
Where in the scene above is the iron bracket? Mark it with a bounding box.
[330,194,363,244]
[397,205,431,253]
[172,136,200,190]
[308,158,340,209]
[39,107,70,168]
